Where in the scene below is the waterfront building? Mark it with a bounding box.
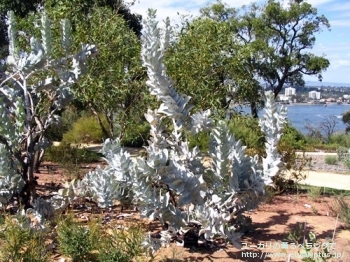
[285,87,296,96]
[309,91,321,100]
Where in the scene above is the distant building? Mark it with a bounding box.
[309,91,321,100]
[285,87,296,96]
[278,94,290,103]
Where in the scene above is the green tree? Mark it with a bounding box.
[252,0,330,97]
[17,1,151,141]
[44,0,142,37]
[167,0,330,118]
[342,110,350,133]
[165,16,257,118]
[71,7,151,139]
[0,0,41,57]
[210,2,272,117]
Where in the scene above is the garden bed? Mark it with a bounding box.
[30,158,350,262]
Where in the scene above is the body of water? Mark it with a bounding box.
[285,104,350,134]
[238,103,350,135]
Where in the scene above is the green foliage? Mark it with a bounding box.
[257,0,330,95]
[188,115,266,154]
[62,115,108,144]
[329,133,350,148]
[228,115,265,155]
[45,105,84,141]
[342,110,350,132]
[57,215,94,261]
[198,0,330,104]
[285,222,333,261]
[275,134,311,194]
[324,155,337,165]
[299,232,333,262]
[57,215,145,262]
[165,15,259,117]
[98,224,146,262]
[0,215,50,262]
[43,0,142,36]
[188,131,210,152]
[120,122,151,147]
[279,122,306,150]
[337,146,349,161]
[44,142,101,164]
[307,186,323,201]
[285,222,305,244]
[64,6,152,138]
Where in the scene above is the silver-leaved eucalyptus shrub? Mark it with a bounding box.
[57,9,286,253]
[0,10,96,208]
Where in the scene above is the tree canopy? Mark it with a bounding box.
[166,0,330,117]
[254,0,330,97]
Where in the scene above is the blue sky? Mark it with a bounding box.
[128,0,350,85]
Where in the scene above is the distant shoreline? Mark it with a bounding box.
[284,102,350,106]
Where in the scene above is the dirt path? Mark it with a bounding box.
[298,170,350,190]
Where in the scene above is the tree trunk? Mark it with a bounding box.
[34,148,45,173]
[89,103,111,138]
[250,101,258,118]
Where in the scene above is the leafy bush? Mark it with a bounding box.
[279,122,306,150]
[98,224,146,262]
[56,215,145,262]
[0,215,50,262]
[188,130,210,152]
[120,122,150,147]
[57,215,94,261]
[273,123,310,194]
[62,115,108,144]
[342,110,350,133]
[45,105,84,141]
[44,142,102,164]
[329,133,350,148]
[337,147,349,161]
[325,155,337,165]
[307,186,323,201]
[228,115,265,155]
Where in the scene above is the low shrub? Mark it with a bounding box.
[329,133,350,148]
[279,122,306,150]
[56,215,145,262]
[228,115,265,155]
[0,215,50,262]
[325,155,338,165]
[62,115,108,144]
[45,105,84,141]
[330,196,350,228]
[307,186,323,201]
[57,215,94,261]
[44,142,102,164]
[98,224,146,262]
